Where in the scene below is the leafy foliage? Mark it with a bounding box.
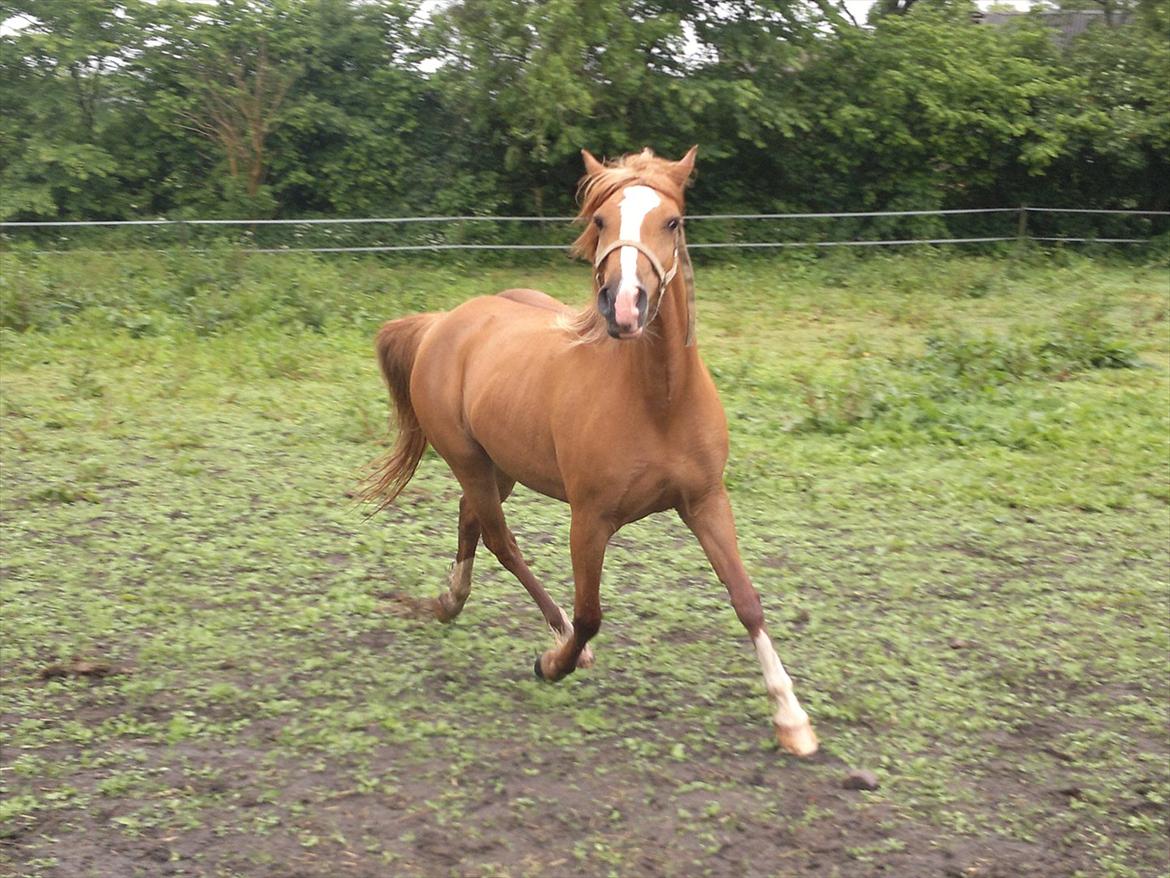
[0,0,1166,223]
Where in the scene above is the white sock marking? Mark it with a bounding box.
[449,558,472,603]
[753,630,809,730]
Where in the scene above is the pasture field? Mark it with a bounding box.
[1,250,1168,878]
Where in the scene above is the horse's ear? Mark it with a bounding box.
[668,146,698,187]
[581,149,605,177]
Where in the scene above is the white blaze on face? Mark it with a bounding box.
[613,185,661,333]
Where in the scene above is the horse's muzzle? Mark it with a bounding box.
[600,284,647,339]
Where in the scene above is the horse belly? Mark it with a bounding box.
[456,322,569,501]
[479,431,568,501]
[464,373,567,500]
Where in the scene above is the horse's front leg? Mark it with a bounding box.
[681,489,819,757]
[534,511,612,681]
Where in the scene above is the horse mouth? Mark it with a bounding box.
[609,326,644,340]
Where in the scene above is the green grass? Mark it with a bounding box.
[1,249,1168,877]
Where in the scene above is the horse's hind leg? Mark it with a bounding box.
[431,495,481,622]
[430,471,511,621]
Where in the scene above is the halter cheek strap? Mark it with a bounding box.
[593,235,694,346]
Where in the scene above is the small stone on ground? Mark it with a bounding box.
[843,769,880,791]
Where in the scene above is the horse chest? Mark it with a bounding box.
[558,419,726,519]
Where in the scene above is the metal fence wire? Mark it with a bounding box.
[1,206,1166,254]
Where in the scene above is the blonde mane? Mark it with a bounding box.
[558,149,691,344]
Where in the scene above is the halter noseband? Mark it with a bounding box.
[592,236,680,293]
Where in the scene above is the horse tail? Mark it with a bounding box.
[363,314,435,511]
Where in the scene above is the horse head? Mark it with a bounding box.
[574,147,697,341]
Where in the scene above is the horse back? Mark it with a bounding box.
[496,288,572,314]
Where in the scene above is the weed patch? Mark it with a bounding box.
[786,300,1144,448]
[1,252,1167,878]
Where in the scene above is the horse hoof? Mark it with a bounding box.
[775,721,819,757]
[533,655,546,680]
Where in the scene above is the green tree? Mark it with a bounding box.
[1049,13,1170,211]
[1,0,1165,227]
[262,0,434,216]
[130,0,312,216]
[0,0,143,219]
[130,0,437,218]
[762,8,1076,217]
[422,0,830,215]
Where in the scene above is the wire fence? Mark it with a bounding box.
[2,206,1166,255]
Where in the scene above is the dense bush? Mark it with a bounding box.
[1,0,1167,234]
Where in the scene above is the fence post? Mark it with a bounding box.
[177,219,189,249]
[1016,205,1028,245]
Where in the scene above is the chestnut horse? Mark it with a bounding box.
[365,148,818,756]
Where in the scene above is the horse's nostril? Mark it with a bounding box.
[598,286,612,311]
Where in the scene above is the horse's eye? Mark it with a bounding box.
[593,215,604,230]
[666,217,680,231]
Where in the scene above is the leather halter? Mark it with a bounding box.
[592,236,680,291]
[592,232,695,346]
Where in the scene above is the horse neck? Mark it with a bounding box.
[630,269,698,409]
